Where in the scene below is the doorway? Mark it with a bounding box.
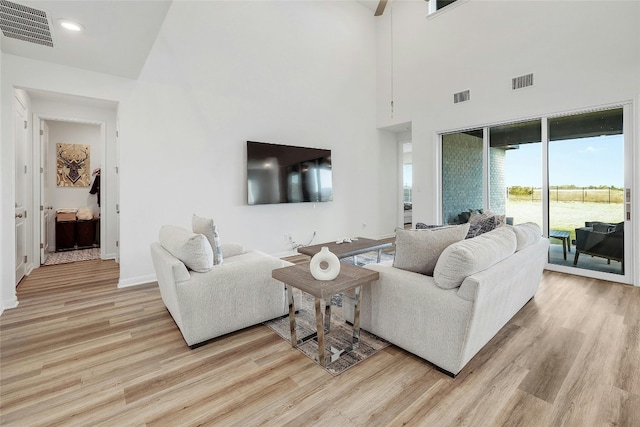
[14,88,119,290]
[40,119,103,265]
[403,142,413,227]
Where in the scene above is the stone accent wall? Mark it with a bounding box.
[442,132,483,224]
[442,132,507,223]
[489,147,506,215]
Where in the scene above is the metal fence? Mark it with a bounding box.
[507,187,624,203]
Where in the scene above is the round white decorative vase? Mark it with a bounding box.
[310,247,341,281]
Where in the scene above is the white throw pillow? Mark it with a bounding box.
[511,222,542,251]
[393,223,470,276]
[433,226,517,290]
[192,214,223,265]
[159,225,214,272]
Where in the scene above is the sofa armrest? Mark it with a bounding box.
[150,242,190,327]
[221,242,245,259]
[173,250,289,345]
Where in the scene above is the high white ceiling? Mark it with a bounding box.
[0,1,398,80]
[1,0,172,79]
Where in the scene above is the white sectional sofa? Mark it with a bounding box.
[150,223,292,347]
[344,223,548,376]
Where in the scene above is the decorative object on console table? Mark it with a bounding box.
[309,246,340,280]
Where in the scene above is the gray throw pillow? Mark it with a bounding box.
[415,223,446,230]
[393,223,470,275]
[466,215,498,239]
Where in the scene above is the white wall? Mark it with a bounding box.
[1,1,398,304]
[116,1,396,285]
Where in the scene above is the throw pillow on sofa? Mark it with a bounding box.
[466,215,498,239]
[159,225,214,272]
[511,222,542,251]
[433,226,517,290]
[192,214,223,265]
[393,223,470,276]
[415,223,446,229]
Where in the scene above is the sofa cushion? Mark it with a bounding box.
[434,226,517,289]
[159,225,214,272]
[511,222,542,251]
[393,223,470,276]
[192,214,223,265]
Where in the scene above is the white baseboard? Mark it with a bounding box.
[273,250,300,258]
[2,297,19,313]
[374,232,396,239]
[118,274,156,288]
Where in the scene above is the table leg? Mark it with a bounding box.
[287,285,297,348]
[352,286,361,349]
[376,249,382,263]
[315,297,326,367]
[562,238,567,260]
[324,298,331,333]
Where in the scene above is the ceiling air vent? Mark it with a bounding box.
[0,0,53,47]
[454,90,470,104]
[512,73,534,90]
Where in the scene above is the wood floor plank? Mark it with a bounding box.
[517,326,585,403]
[549,311,626,426]
[1,261,638,426]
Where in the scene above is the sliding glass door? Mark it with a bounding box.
[490,120,543,229]
[440,105,631,283]
[548,108,625,275]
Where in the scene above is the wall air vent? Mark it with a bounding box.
[454,90,470,104]
[512,73,534,90]
[0,0,53,47]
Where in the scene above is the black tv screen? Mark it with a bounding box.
[247,141,333,205]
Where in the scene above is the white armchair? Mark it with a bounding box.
[150,239,293,348]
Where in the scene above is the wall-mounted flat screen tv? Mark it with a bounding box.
[247,141,333,205]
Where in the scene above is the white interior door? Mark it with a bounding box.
[14,95,28,285]
[40,121,52,264]
[115,120,120,263]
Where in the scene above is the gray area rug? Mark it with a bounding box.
[265,249,394,376]
[43,248,101,265]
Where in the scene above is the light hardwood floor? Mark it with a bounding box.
[1,259,638,426]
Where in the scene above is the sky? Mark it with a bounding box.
[505,135,624,188]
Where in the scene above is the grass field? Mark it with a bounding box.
[509,188,624,204]
[506,200,624,240]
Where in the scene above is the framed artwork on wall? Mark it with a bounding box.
[57,143,90,187]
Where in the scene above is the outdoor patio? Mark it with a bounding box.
[547,240,624,275]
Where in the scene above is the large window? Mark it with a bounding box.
[491,120,543,229]
[429,0,459,14]
[548,108,624,274]
[440,106,630,282]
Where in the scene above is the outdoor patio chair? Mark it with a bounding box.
[573,221,624,274]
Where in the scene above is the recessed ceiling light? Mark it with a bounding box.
[58,19,84,32]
